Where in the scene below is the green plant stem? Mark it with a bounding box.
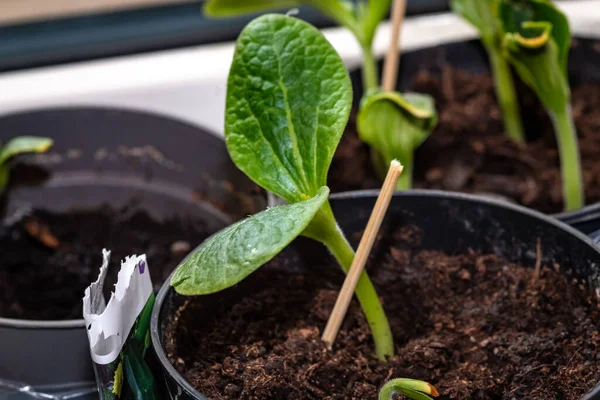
[396,157,412,190]
[487,46,526,144]
[372,148,412,190]
[361,43,379,92]
[304,202,394,361]
[549,105,584,211]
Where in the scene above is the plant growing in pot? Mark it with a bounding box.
[0,108,263,391]
[151,13,600,400]
[452,0,583,212]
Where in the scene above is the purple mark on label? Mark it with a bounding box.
[138,260,146,274]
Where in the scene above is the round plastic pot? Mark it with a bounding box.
[348,37,600,231]
[151,190,600,400]
[0,107,264,389]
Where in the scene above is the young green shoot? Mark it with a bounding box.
[171,14,394,361]
[203,0,391,91]
[0,136,53,193]
[379,378,439,400]
[357,90,437,190]
[498,0,582,211]
[451,0,525,143]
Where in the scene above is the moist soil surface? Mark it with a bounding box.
[329,66,600,214]
[167,226,600,399]
[0,206,211,320]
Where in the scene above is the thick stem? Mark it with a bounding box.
[361,43,379,92]
[395,156,412,190]
[323,225,395,361]
[304,202,394,361]
[487,46,526,144]
[373,148,412,190]
[549,105,584,211]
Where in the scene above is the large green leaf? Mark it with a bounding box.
[171,186,329,295]
[0,136,53,165]
[450,0,498,45]
[225,14,352,203]
[498,0,570,75]
[357,90,437,174]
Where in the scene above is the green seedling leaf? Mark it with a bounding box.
[499,0,582,211]
[225,14,352,203]
[379,378,439,400]
[450,0,498,44]
[357,90,437,188]
[171,186,329,295]
[498,0,570,74]
[499,2,569,113]
[0,136,53,194]
[0,136,53,165]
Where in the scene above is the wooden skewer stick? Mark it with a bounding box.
[322,160,403,349]
[381,0,408,92]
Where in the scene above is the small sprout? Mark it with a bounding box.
[357,90,438,189]
[498,0,582,211]
[379,378,439,400]
[0,136,53,193]
[203,0,391,91]
[451,0,525,143]
[172,14,394,361]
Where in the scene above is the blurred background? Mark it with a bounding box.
[0,0,596,136]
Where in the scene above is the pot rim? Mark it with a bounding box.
[150,188,600,399]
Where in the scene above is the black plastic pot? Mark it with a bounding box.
[0,107,264,390]
[349,37,600,230]
[151,190,600,400]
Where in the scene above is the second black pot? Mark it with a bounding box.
[0,107,264,390]
[151,190,600,400]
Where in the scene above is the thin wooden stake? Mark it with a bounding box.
[381,0,408,92]
[322,160,403,349]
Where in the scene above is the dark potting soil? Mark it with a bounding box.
[329,65,600,214]
[167,226,600,399]
[0,206,211,320]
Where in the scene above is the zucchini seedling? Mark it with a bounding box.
[357,90,437,190]
[379,378,439,400]
[171,14,394,360]
[0,136,53,193]
[203,0,390,91]
[451,0,526,143]
[498,0,582,211]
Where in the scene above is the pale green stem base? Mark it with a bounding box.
[487,46,526,144]
[371,148,413,190]
[549,105,584,211]
[303,202,394,361]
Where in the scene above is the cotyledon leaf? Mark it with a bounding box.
[171,186,329,295]
[379,378,439,400]
[357,90,437,164]
[225,14,352,203]
[0,136,53,165]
